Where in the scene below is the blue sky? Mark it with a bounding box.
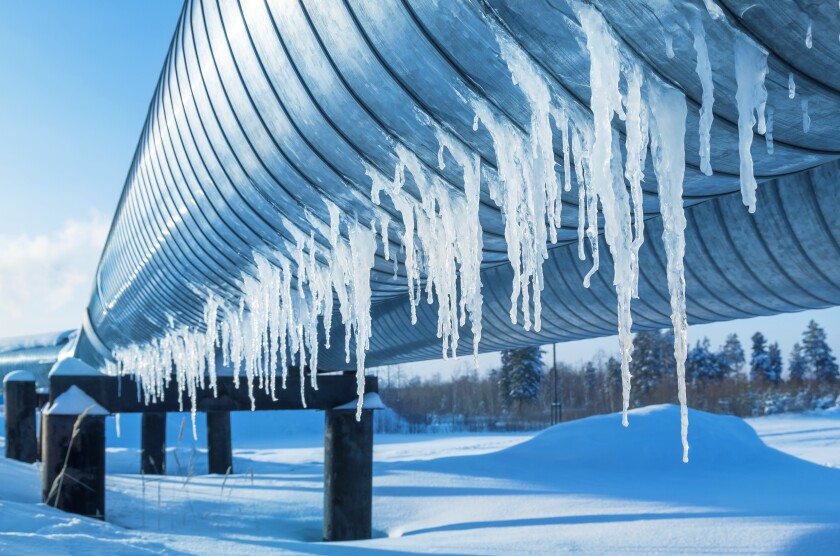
[0,1,838,373]
[0,1,182,236]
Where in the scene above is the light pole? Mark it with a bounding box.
[551,344,561,425]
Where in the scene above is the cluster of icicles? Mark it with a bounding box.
[109,1,785,461]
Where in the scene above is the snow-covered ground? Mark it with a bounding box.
[2,405,839,555]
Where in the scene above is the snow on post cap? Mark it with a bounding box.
[45,385,108,416]
[3,370,36,383]
[332,392,387,411]
[49,357,101,377]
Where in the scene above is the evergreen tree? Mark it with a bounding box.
[687,337,728,383]
[658,328,677,378]
[801,320,839,384]
[583,361,598,391]
[582,361,598,406]
[499,346,544,413]
[750,332,771,384]
[630,331,664,394]
[721,333,745,374]
[788,342,808,384]
[606,356,622,388]
[687,338,709,383]
[767,342,783,385]
[605,355,622,411]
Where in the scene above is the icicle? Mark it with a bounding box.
[647,79,690,463]
[733,36,768,213]
[691,20,714,176]
[203,294,219,397]
[556,108,572,193]
[801,97,811,133]
[473,98,543,331]
[572,128,598,279]
[623,64,649,298]
[436,130,484,363]
[499,37,562,244]
[805,19,813,49]
[788,73,796,99]
[664,33,675,59]
[380,214,391,261]
[766,106,775,154]
[576,3,635,427]
[348,222,376,420]
[702,0,725,20]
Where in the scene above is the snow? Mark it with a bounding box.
[3,405,840,554]
[3,370,36,383]
[49,357,101,377]
[332,392,386,411]
[44,385,108,416]
[747,407,840,468]
[0,330,75,354]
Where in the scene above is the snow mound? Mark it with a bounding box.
[3,370,36,383]
[46,385,108,416]
[507,404,769,469]
[333,392,387,411]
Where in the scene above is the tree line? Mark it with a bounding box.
[377,320,839,432]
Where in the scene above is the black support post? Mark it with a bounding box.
[206,411,232,475]
[3,371,37,463]
[141,412,167,475]
[323,408,374,541]
[42,386,107,519]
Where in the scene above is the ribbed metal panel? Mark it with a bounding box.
[78,0,840,369]
[321,162,840,368]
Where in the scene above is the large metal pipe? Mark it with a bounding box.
[67,0,839,369]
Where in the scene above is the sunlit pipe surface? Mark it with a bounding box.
[75,0,840,369]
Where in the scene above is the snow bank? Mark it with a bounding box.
[3,404,840,554]
[504,404,768,470]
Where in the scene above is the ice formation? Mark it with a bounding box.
[576,4,636,426]
[108,2,776,457]
[647,81,690,462]
[692,20,715,176]
[664,33,675,59]
[733,36,768,214]
[789,73,796,99]
[801,97,811,133]
[805,19,813,49]
[766,106,775,155]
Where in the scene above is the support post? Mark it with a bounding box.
[42,386,107,519]
[4,371,37,463]
[323,408,373,541]
[206,411,232,475]
[141,412,166,475]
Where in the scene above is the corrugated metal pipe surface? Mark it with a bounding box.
[75,0,840,370]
